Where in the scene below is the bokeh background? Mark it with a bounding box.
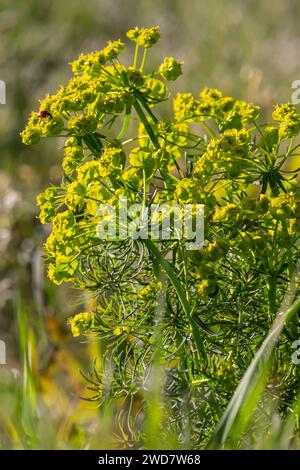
[1,0,300,448]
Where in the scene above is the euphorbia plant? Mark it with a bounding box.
[22,26,300,446]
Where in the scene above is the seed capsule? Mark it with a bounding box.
[38,110,52,118]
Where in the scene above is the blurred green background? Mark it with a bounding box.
[1,0,300,448]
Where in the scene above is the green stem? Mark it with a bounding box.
[117,104,131,139]
[140,48,148,71]
[142,169,147,209]
[133,43,139,68]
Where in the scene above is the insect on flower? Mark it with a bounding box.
[38,110,52,119]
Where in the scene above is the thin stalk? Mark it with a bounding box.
[142,169,147,210]
[133,43,139,68]
[140,48,148,71]
[117,104,131,139]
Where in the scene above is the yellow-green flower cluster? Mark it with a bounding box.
[76,160,104,184]
[138,280,162,302]
[213,203,241,223]
[272,103,300,139]
[208,192,300,262]
[71,40,126,75]
[40,76,108,115]
[159,57,183,81]
[99,146,126,177]
[193,128,250,181]
[75,149,125,182]
[198,88,259,128]
[63,157,123,214]
[68,312,95,337]
[174,179,200,204]
[21,27,171,151]
[216,128,250,156]
[212,195,270,226]
[270,193,300,220]
[125,67,145,87]
[144,78,167,101]
[126,26,160,48]
[173,93,200,122]
[197,87,224,118]
[138,120,189,162]
[129,146,166,178]
[82,178,110,213]
[173,87,259,129]
[65,181,86,212]
[96,88,134,114]
[194,240,228,298]
[217,99,259,131]
[20,111,64,145]
[196,278,218,298]
[193,153,215,186]
[68,115,98,136]
[45,211,80,285]
[37,186,60,224]
[62,140,85,176]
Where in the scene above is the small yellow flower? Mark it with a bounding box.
[138,281,162,302]
[113,326,130,336]
[126,26,160,48]
[159,57,183,81]
[68,312,95,337]
[196,279,217,297]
